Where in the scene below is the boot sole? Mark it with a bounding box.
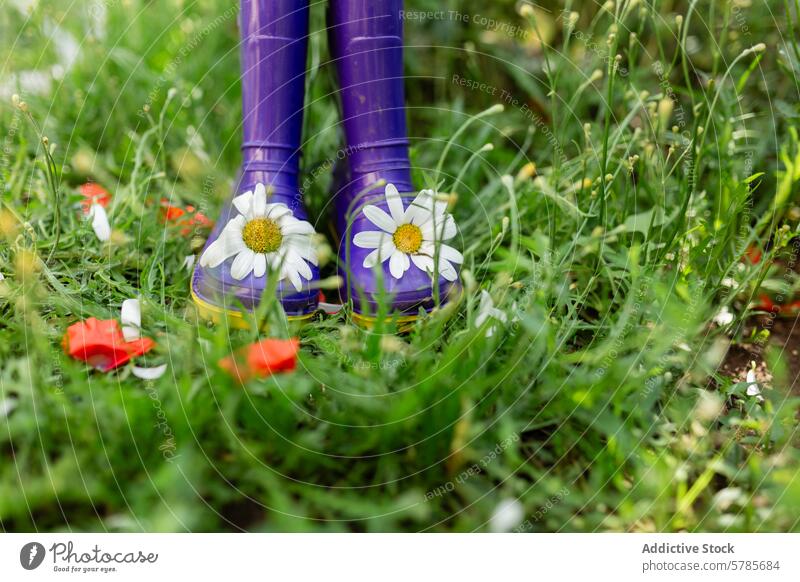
[349,311,420,333]
[349,286,463,332]
[191,279,316,329]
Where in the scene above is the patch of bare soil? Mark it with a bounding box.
[720,313,800,393]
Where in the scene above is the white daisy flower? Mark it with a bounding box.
[198,183,317,291]
[475,290,508,337]
[352,183,462,281]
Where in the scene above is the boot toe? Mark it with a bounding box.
[192,180,320,322]
[338,183,463,318]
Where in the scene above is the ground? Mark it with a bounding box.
[1,0,799,532]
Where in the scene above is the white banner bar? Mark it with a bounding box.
[1,534,798,581]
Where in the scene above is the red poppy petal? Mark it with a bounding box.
[79,183,112,214]
[756,294,777,312]
[63,318,155,371]
[743,245,762,265]
[220,338,299,382]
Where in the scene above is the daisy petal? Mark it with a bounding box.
[422,215,457,241]
[268,251,283,270]
[230,249,256,280]
[438,244,464,264]
[411,253,435,273]
[253,253,267,278]
[439,216,457,240]
[363,248,382,268]
[364,238,396,268]
[385,183,406,223]
[199,222,246,268]
[232,190,253,216]
[405,202,430,226]
[288,249,312,280]
[288,238,318,266]
[253,183,268,217]
[363,205,397,233]
[266,203,292,221]
[132,364,168,380]
[406,190,446,224]
[389,250,407,279]
[286,266,303,292]
[281,220,315,236]
[438,259,459,281]
[353,230,388,249]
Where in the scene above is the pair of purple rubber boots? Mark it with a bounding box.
[191,0,463,327]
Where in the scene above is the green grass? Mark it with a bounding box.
[1,0,800,532]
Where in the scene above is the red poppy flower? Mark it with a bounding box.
[756,294,777,312]
[79,182,112,214]
[782,300,800,314]
[755,294,800,315]
[219,338,299,382]
[742,245,763,265]
[62,317,155,371]
[160,199,213,234]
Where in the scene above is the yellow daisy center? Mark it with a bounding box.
[242,218,282,253]
[393,223,423,254]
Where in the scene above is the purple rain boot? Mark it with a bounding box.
[192,0,320,324]
[330,0,463,326]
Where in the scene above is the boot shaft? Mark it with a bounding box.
[240,0,309,192]
[329,0,413,200]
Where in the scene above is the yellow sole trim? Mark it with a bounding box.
[350,287,464,332]
[350,311,420,331]
[190,286,315,329]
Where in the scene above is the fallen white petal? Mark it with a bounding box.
[745,369,761,396]
[489,498,524,533]
[0,397,18,419]
[319,302,344,315]
[713,487,743,510]
[89,203,111,242]
[713,306,734,326]
[476,290,508,337]
[182,254,196,271]
[120,298,142,342]
[132,364,168,380]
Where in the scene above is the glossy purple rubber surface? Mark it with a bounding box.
[192,0,319,317]
[330,0,460,316]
